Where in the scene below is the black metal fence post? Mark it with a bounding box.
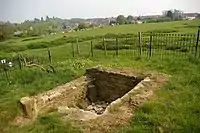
[91,41,94,57]
[103,38,107,57]
[138,32,142,56]
[71,43,75,58]
[116,37,119,56]
[195,26,200,58]
[76,38,80,55]
[149,32,153,57]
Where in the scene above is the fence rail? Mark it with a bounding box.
[71,27,200,59]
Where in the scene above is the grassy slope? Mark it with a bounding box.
[0,20,199,47]
[0,20,199,55]
[0,20,200,132]
[2,56,200,133]
[65,20,200,37]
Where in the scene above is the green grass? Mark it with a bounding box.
[0,20,200,132]
[114,57,200,133]
[8,114,82,133]
[64,20,200,37]
[0,20,199,53]
[1,55,200,133]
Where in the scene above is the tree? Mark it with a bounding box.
[41,17,44,21]
[166,11,173,19]
[34,18,40,22]
[126,15,134,24]
[116,15,126,25]
[77,23,87,30]
[137,16,142,21]
[62,23,67,29]
[0,22,17,40]
[46,15,50,21]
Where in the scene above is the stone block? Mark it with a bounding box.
[20,97,37,120]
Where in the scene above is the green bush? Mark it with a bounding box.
[0,45,28,52]
[165,45,188,52]
[27,42,49,49]
[95,40,133,50]
[21,37,42,42]
[145,17,172,23]
[145,29,178,33]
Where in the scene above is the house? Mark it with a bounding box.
[141,15,162,19]
[136,21,143,24]
[14,31,23,37]
[186,17,196,20]
[184,13,199,20]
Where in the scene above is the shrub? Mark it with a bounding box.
[0,45,28,52]
[95,40,133,50]
[165,45,188,52]
[27,42,49,49]
[145,29,178,33]
[166,45,181,50]
[21,37,42,42]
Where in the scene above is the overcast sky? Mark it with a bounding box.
[0,0,200,23]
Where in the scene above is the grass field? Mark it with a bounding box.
[0,20,200,133]
[0,20,200,53]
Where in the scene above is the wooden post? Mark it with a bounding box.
[47,47,52,64]
[138,32,142,56]
[91,41,94,57]
[71,43,75,57]
[195,26,200,58]
[116,37,119,56]
[76,38,80,55]
[149,32,153,57]
[18,54,22,70]
[103,38,107,57]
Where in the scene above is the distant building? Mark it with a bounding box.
[140,15,162,19]
[186,17,196,20]
[136,21,143,24]
[184,13,199,20]
[109,20,117,26]
[173,9,184,19]
[162,9,184,19]
[14,31,23,37]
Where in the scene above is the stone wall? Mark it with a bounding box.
[86,68,144,103]
[20,77,88,120]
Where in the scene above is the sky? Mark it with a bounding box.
[0,0,200,23]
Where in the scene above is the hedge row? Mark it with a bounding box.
[0,31,191,53]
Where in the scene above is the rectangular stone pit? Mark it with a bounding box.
[20,68,146,120]
[83,68,144,114]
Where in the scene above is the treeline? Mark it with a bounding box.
[115,15,184,25]
[0,16,65,41]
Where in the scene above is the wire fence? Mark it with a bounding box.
[1,27,200,80]
[71,28,200,59]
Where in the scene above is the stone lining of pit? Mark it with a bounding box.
[20,67,149,121]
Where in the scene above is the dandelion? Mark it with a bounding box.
[1,59,6,64]
[8,62,13,67]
